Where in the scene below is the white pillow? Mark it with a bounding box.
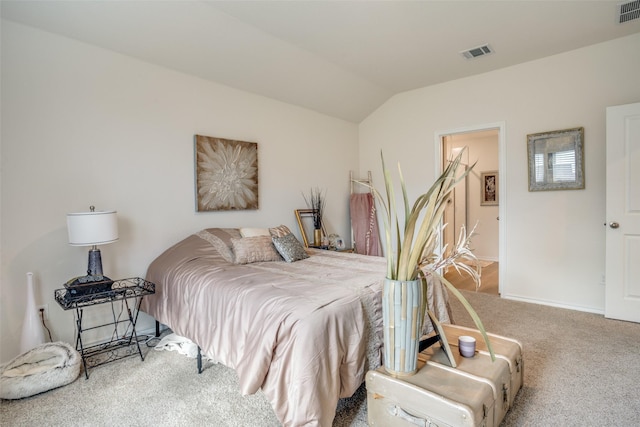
[240,227,270,237]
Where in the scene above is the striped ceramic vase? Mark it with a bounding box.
[382,278,425,377]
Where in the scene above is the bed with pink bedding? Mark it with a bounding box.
[141,227,451,426]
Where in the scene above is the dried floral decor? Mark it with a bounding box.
[302,187,326,230]
[195,135,258,211]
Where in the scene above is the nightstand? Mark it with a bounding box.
[54,277,155,379]
[309,245,354,253]
[336,248,355,253]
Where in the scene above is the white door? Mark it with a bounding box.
[605,102,640,322]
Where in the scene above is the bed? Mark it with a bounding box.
[141,226,451,427]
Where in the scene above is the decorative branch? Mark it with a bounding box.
[302,187,326,229]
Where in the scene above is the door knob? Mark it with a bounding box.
[609,222,620,229]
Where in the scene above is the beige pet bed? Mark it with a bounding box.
[0,342,81,400]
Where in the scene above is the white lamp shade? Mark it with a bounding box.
[67,210,119,246]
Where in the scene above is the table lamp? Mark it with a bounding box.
[66,206,118,293]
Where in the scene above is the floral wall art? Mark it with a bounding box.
[195,135,259,211]
[480,171,499,206]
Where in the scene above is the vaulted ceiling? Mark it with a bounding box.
[2,1,639,122]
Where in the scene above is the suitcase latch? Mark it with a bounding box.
[503,384,509,409]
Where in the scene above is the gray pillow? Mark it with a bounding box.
[272,233,309,262]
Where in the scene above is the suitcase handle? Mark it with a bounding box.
[388,404,440,427]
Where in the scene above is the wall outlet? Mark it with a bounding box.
[37,304,49,321]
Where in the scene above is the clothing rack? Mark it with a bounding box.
[350,170,373,195]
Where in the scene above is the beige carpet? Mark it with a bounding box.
[2,291,639,426]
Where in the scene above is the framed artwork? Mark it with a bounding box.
[481,171,499,206]
[194,135,258,211]
[527,127,584,191]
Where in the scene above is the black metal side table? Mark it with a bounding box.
[54,277,155,379]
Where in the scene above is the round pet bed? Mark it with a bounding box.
[0,341,81,400]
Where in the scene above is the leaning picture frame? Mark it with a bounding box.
[480,171,499,206]
[294,209,326,248]
[527,127,584,191]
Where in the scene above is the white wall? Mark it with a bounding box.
[359,33,640,313]
[0,21,359,362]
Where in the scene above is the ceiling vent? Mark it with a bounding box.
[617,0,640,23]
[460,44,493,60]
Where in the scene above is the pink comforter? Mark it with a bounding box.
[141,231,386,426]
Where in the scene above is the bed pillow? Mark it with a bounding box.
[272,233,309,262]
[196,228,241,263]
[269,224,292,238]
[239,227,271,237]
[231,236,283,264]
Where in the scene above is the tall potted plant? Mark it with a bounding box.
[355,148,494,377]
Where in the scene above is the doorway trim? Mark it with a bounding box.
[435,121,506,295]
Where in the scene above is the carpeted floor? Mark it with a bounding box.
[2,290,639,426]
[450,292,640,427]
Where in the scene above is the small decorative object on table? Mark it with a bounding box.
[458,335,476,357]
[328,233,339,250]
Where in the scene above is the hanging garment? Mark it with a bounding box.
[349,192,382,256]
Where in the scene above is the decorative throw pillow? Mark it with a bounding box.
[240,227,271,237]
[196,228,241,263]
[231,236,283,264]
[272,233,309,263]
[269,224,292,238]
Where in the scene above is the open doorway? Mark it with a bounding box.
[438,126,503,296]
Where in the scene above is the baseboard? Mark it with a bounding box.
[500,293,605,315]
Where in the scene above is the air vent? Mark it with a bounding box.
[460,44,494,60]
[617,0,640,23]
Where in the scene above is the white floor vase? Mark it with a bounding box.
[382,278,425,377]
[20,272,45,353]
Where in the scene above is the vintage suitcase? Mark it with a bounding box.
[439,324,524,407]
[366,325,524,427]
[418,342,512,424]
[366,363,496,427]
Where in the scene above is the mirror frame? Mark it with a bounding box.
[527,127,585,191]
